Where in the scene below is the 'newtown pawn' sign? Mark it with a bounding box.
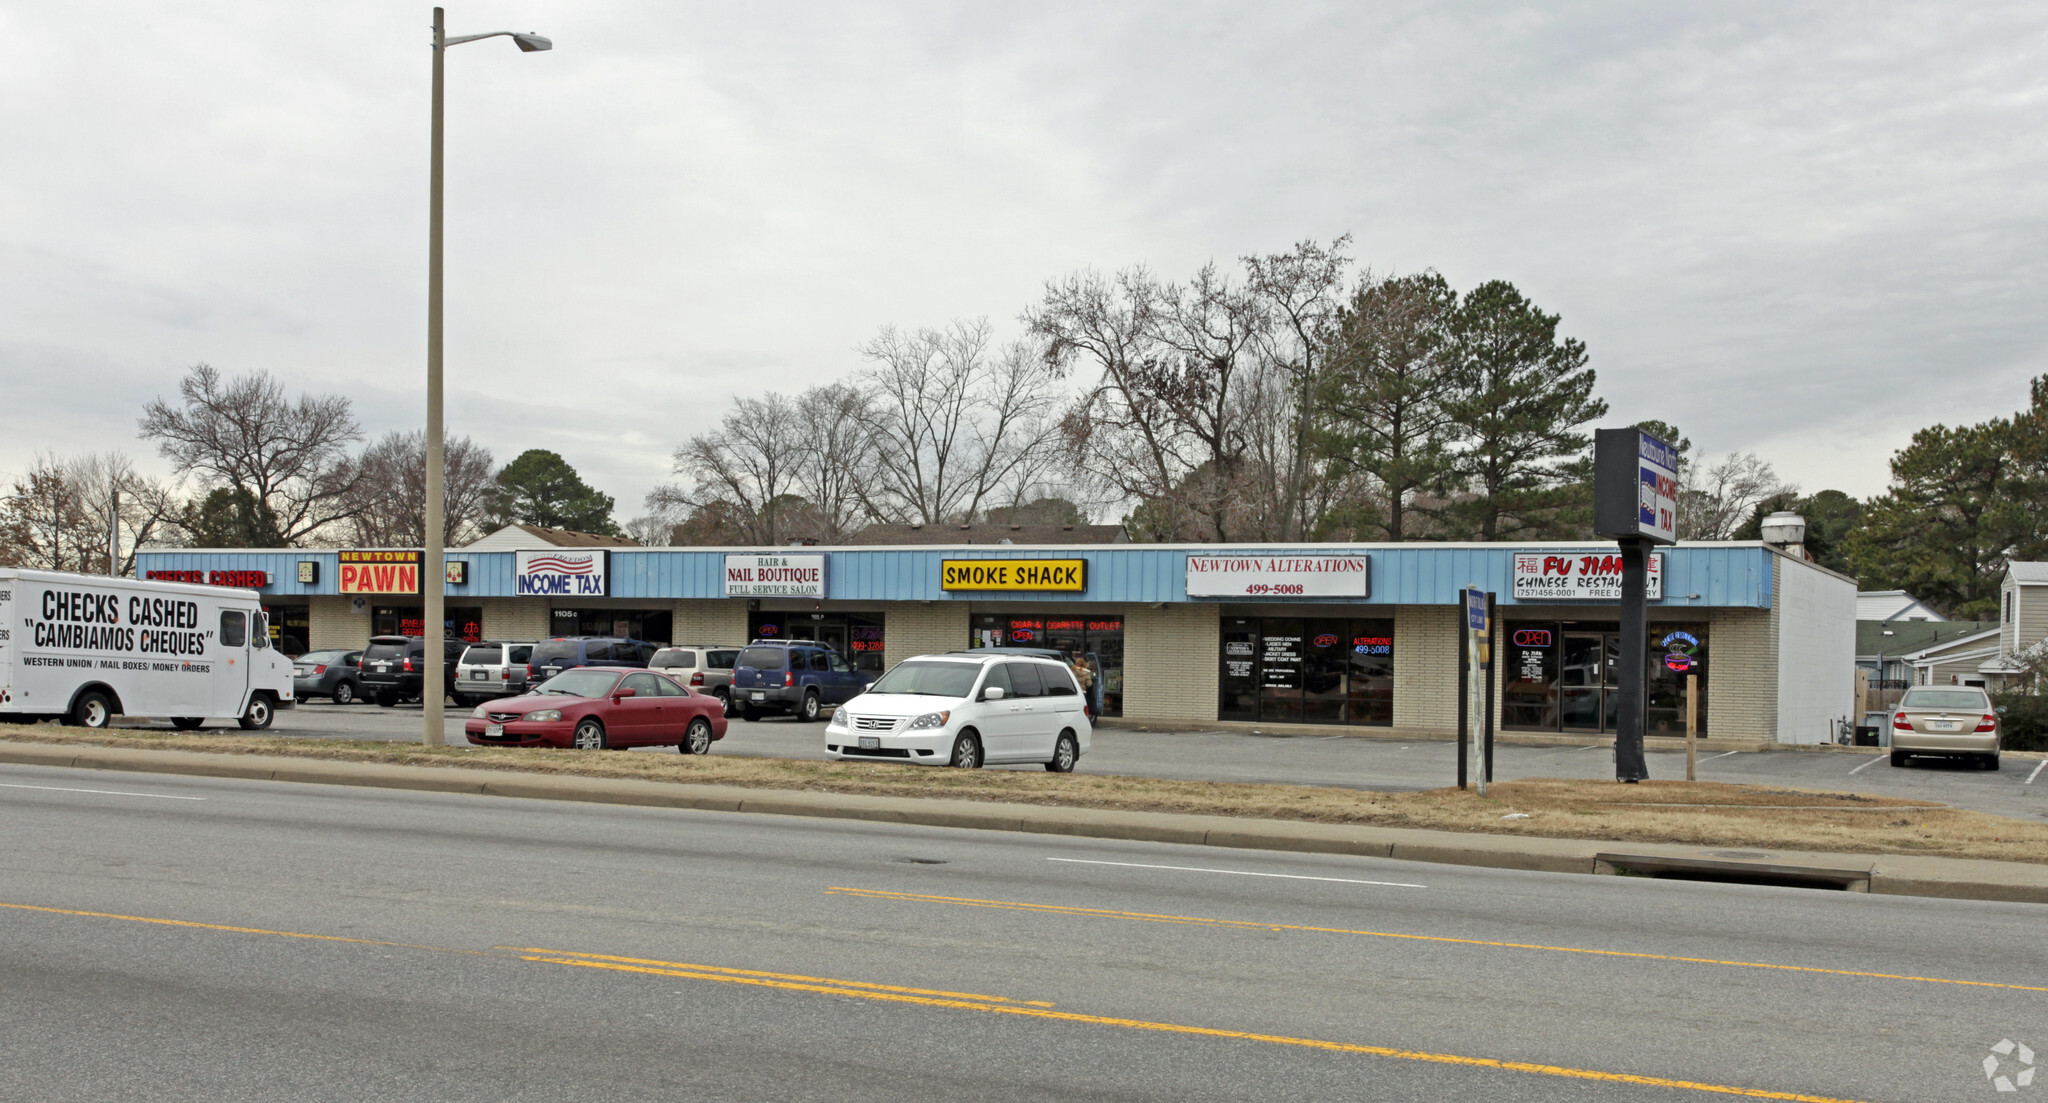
[516,549,609,597]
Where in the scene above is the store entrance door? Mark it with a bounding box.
[1559,632,1619,733]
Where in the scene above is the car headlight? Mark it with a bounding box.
[826,709,848,728]
[524,709,562,722]
[907,711,950,730]
[471,705,486,719]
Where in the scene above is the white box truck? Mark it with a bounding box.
[0,568,294,730]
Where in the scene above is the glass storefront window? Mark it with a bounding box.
[262,603,310,657]
[750,612,885,673]
[1502,621,1708,736]
[550,609,674,644]
[1220,616,1394,726]
[969,614,1123,716]
[374,606,483,642]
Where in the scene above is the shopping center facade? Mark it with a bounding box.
[134,540,1857,744]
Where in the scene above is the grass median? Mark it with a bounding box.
[4,723,2042,863]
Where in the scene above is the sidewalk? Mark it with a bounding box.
[5,740,2044,905]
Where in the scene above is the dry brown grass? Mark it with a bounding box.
[5,724,2043,863]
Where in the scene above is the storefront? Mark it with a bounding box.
[135,539,1855,744]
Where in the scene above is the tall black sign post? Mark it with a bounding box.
[1592,427,1680,784]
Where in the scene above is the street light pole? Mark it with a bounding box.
[423,7,551,748]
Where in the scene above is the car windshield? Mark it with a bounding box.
[299,650,350,664]
[866,660,981,698]
[463,646,502,664]
[363,641,408,662]
[535,670,622,698]
[530,641,580,665]
[740,646,785,670]
[650,651,692,669]
[1900,689,1989,711]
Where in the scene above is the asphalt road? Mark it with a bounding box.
[106,698,2048,822]
[0,760,2038,1101]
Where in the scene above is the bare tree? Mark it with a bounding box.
[138,364,363,545]
[1242,236,1352,539]
[1680,452,1794,541]
[0,453,181,573]
[660,392,808,545]
[856,319,1059,525]
[793,382,874,541]
[346,430,496,547]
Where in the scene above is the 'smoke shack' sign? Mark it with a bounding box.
[724,554,825,597]
[1185,555,1371,599]
[940,559,1086,592]
[338,550,419,595]
[1512,551,1664,601]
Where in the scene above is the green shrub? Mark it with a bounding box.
[1991,689,2048,752]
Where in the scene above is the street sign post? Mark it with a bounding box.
[1464,585,1488,796]
[1593,428,1680,784]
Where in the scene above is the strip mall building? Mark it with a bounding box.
[135,540,1856,744]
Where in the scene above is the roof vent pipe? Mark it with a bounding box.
[1761,511,1808,559]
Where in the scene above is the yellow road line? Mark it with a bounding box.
[6,897,1872,1101]
[520,952,1869,1102]
[826,887,2048,995]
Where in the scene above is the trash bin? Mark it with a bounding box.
[1854,725,1880,747]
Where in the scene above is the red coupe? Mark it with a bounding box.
[465,668,727,752]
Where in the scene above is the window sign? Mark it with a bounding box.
[516,550,608,597]
[1185,555,1369,599]
[1512,552,1664,600]
[724,554,825,597]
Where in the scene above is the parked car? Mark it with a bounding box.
[650,645,743,717]
[826,651,1088,770]
[359,635,468,707]
[455,641,537,704]
[465,668,726,752]
[1890,686,2001,769]
[526,637,657,682]
[730,641,869,722]
[293,649,363,705]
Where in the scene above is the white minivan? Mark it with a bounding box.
[824,652,1090,771]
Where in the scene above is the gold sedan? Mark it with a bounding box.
[1889,687,2000,770]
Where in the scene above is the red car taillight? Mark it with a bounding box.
[402,657,415,673]
[690,671,704,686]
[1977,714,1998,733]
[501,668,511,681]
[1892,712,1912,730]
[312,664,327,675]
[784,671,794,687]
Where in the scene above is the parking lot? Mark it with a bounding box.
[96,698,2048,822]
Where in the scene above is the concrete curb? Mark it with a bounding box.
[6,740,2046,905]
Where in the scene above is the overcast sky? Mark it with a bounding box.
[4,1,2045,520]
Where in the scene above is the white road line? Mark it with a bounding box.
[0,782,205,801]
[1048,857,1424,888]
[1577,745,1606,752]
[1703,750,1741,761]
[2028,761,2046,785]
[1847,757,1882,775]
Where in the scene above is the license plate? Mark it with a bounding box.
[1928,720,1957,731]
[471,671,488,680]
[859,736,880,750]
[751,691,766,701]
[485,723,503,737]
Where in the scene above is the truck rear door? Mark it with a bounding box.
[212,608,253,718]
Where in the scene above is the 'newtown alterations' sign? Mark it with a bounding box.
[1185,555,1371,599]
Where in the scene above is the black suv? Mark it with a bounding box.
[527,637,657,682]
[359,636,468,707]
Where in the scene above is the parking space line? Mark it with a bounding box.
[2028,761,2046,786]
[1703,750,1741,761]
[1847,757,1882,775]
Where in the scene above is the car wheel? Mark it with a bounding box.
[741,705,762,722]
[1045,732,1078,773]
[332,681,355,706]
[572,719,608,750]
[171,717,205,731]
[715,689,734,718]
[238,696,274,731]
[798,690,821,722]
[949,731,982,769]
[1985,753,2002,771]
[68,690,115,729]
[376,691,398,708]
[1889,750,1906,767]
[681,717,714,755]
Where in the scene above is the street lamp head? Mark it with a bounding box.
[512,32,552,52]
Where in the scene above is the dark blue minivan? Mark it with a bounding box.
[527,637,657,681]
[730,641,869,721]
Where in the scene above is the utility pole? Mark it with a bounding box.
[107,489,120,577]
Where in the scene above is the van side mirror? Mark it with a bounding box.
[982,686,1006,701]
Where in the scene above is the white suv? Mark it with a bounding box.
[825,652,1090,771]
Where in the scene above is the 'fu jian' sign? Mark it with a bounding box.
[1512,552,1664,601]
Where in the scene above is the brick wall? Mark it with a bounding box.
[1707,604,1776,741]
[1123,604,1220,723]
[480,598,551,642]
[1394,605,1461,734]
[883,604,969,670]
[307,596,369,650]
[672,599,749,645]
